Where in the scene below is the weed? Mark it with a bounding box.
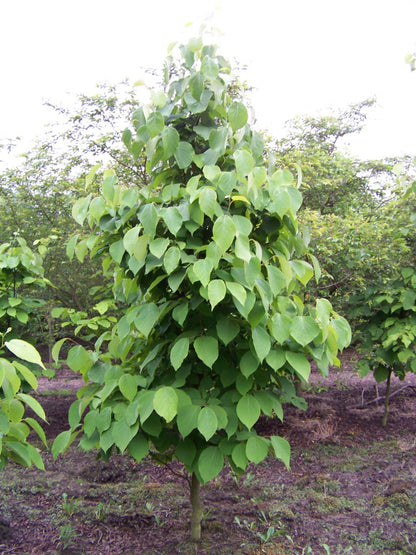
[58,523,79,549]
[61,493,80,516]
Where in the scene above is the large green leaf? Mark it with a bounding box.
[149,238,169,258]
[164,246,181,274]
[177,404,200,437]
[162,207,183,236]
[127,434,149,463]
[290,316,320,347]
[270,435,291,469]
[17,393,46,421]
[270,313,292,344]
[216,318,240,346]
[198,446,224,484]
[236,395,261,430]
[197,407,218,441]
[194,336,218,368]
[285,351,311,382]
[118,374,137,402]
[153,386,178,423]
[234,150,254,178]
[5,339,45,369]
[170,337,190,370]
[112,421,139,453]
[226,281,247,306]
[199,187,217,219]
[135,303,160,338]
[162,126,179,158]
[175,142,194,169]
[192,259,213,287]
[246,435,269,464]
[207,279,226,309]
[228,102,248,132]
[251,326,271,362]
[213,215,236,253]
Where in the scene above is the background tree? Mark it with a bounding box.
[53,36,350,540]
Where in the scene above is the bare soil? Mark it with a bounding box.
[1,351,416,554]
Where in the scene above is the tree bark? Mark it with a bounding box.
[190,472,202,541]
[382,370,392,427]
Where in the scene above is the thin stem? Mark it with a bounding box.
[190,472,202,541]
[382,370,392,427]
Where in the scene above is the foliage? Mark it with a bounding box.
[52,37,350,539]
[271,99,396,216]
[300,207,411,316]
[0,236,49,341]
[0,83,144,317]
[351,171,416,424]
[0,331,47,469]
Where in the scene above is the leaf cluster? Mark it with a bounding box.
[52,38,350,484]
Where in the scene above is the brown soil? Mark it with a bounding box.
[1,351,416,554]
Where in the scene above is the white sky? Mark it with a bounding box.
[1,0,415,160]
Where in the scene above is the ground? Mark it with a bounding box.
[1,351,416,554]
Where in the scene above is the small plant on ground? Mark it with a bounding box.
[53,34,350,540]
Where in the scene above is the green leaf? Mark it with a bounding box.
[123,226,140,254]
[290,316,320,347]
[52,430,72,459]
[246,435,269,464]
[232,442,248,470]
[235,235,251,262]
[153,386,178,422]
[164,246,181,274]
[331,317,351,350]
[285,351,311,382]
[271,313,292,344]
[172,303,188,326]
[135,303,160,338]
[162,207,183,236]
[175,142,194,169]
[198,446,224,484]
[193,259,213,287]
[139,204,158,237]
[72,195,91,225]
[228,102,248,132]
[270,436,291,469]
[5,339,45,369]
[237,395,261,430]
[149,238,170,258]
[267,265,286,296]
[17,393,46,420]
[218,171,237,196]
[146,112,164,137]
[265,348,286,371]
[234,150,254,178]
[197,407,218,441]
[10,361,35,391]
[194,336,218,368]
[216,318,240,346]
[118,374,137,402]
[207,279,226,309]
[52,337,69,365]
[177,404,200,437]
[162,126,180,158]
[291,260,314,285]
[170,337,190,370]
[201,56,218,80]
[199,187,217,219]
[240,351,259,378]
[112,420,139,452]
[213,215,236,253]
[109,239,125,264]
[127,434,149,463]
[226,281,247,306]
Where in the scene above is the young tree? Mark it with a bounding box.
[54,37,350,540]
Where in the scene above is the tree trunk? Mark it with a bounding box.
[190,472,202,541]
[382,370,392,427]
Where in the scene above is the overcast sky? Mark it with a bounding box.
[1,0,415,160]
